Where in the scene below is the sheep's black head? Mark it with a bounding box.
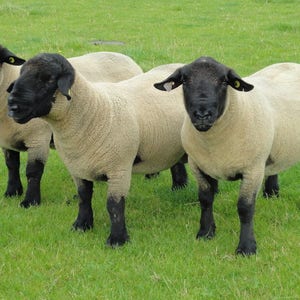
[7,53,75,124]
[154,56,254,132]
[0,45,26,66]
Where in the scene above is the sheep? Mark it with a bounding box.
[154,56,300,255]
[7,53,187,246]
[0,45,144,208]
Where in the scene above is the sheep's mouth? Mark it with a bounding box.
[7,109,33,124]
[193,122,213,132]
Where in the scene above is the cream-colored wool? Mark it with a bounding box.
[1,51,143,203]
[43,64,185,199]
[69,52,143,82]
[182,63,300,195]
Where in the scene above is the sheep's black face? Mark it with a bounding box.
[154,56,254,132]
[7,53,74,124]
[181,60,230,131]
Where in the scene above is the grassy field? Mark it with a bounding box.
[1,0,300,299]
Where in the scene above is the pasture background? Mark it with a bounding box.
[1,0,300,299]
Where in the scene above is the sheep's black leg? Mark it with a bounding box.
[235,171,263,255]
[106,195,129,247]
[20,160,44,208]
[236,195,256,255]
[196,171,218,239]
[171,161,188,190]
[72,179,94,231]
[3,149,23,197]
[263,175,279,198]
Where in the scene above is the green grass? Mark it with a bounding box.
[1,0,300,299]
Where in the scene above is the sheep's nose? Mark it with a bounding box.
[7,96,19,117]
[193,110,210,120]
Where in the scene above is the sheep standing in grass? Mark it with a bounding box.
[154,56,300,255]
[7,53,186,246]
[0,45,144,207]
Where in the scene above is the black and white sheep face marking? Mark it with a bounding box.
[7,53,74,124]
[154,56,254,132]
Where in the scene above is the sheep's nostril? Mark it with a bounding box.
[193,111,210,120]
[9,104,19,112]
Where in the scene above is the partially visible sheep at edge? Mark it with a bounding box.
[0,45,146,208]
[153,56,300,255]
[7,53,187,246]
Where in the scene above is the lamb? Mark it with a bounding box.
[7,53,187,246]
[0,45,144,208]
[154,56,300,255]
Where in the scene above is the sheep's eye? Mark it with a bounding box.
[39,73,52,82]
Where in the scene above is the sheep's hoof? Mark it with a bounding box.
[196,224,216,239]
[145,172,160,179]
[20,198,40,208]
[106,233,130,248]
[172,181,188,191]
[4,185,23,197]
[236,240,257,256]
[72,219,93,231]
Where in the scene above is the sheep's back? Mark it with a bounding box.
[246,63,300,174]
[69,52,143,83]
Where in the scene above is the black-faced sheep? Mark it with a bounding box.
[0,45,145,208]
[7,53,187,246]
[154,56,300,255]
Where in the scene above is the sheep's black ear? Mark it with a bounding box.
[227,69,254,92]
[57,73,73,100]
[6,81,15,93]
[4,55,26,66]
[0,47,25,66]
[154,68,183,92]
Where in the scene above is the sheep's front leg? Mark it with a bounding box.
[236,170,264,255]
[106,171,131,247]
[72,179,94,231]
[3,149,23,197]
[189,159,218,239]
[20,159,45,208]
[106,195,129,247]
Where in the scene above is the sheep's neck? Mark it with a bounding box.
[44,74,113,151]
[0,64,20,115]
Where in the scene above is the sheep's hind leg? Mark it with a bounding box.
[20,159,44,208]
[3,149,23,197]
[72,179,94,231]
[263,175,279,198]
[171,161,188,190]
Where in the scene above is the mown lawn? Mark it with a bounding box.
[0,0,299,299]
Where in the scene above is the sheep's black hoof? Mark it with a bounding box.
[106,233,129,247]
[145,172,160,179]
[236,240,257,256]
[196,224,216,239]
[20,198,40,208]
[4,185,23,197]
[72,218,93,231]
[172,181,188,191]
[263,188,279,198]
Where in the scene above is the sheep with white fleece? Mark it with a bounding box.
[7,53,186,246]
[154,56,300,255]
[0,45,143,208]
